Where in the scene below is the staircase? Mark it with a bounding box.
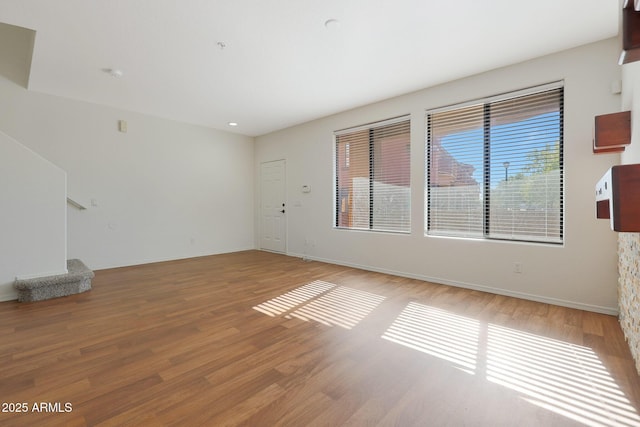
[1,130,93,302]
[14,259,94,302]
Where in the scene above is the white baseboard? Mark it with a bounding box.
[0,284,18,302]
[287,251,619,316]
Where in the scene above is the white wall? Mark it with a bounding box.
[255,38,623,314]
[0,130,67,301]
[0,75,255,273]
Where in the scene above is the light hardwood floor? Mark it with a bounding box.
[0,250,639,426]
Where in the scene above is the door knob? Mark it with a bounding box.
[280,209,285,214]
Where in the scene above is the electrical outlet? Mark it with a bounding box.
[514,262,522,273]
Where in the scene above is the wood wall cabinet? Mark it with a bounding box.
[596,164,640,231]
[593,111,631,154]
[620,0,640,64]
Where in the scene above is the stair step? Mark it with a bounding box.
[14,259,94,302]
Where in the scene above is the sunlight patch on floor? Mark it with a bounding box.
[253,280,336,317]
[253,281,385,329]
[257,285,640,426]
[381,302,480,372]
[289,286,385,329]
[487,324,640,427]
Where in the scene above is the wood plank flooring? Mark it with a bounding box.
[0,250,639,426]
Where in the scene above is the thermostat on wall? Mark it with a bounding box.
[302,185,311,193]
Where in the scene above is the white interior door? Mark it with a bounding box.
[260,160,286,253]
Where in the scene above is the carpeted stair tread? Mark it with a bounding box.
[14,259,93,302]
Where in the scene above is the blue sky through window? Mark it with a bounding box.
[439,112,561,189]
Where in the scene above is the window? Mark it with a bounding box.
[335,116,411,233]
[426,83,563,244]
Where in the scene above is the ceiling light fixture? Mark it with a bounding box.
[228,122,238,127]
[103,68,124,78]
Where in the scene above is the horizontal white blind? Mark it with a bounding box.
[335,117,411,233]
[426,86,563,243]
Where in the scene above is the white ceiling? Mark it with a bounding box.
[0,1,620,137]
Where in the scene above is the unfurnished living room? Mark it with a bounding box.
[1,1,640,426]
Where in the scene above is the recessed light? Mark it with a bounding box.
[228,122,238,127]
[103,68,124,78]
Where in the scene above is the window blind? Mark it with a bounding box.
[426,84,563,244]
[335,116,411,233]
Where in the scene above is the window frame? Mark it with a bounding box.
[334,115,411,234]
[425,82,564,245]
